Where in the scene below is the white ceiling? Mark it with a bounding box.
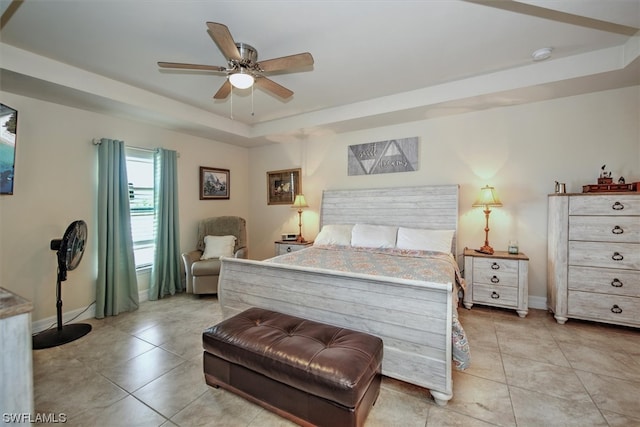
[1,0,638,147]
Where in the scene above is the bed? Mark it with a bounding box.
[217,185,469,405]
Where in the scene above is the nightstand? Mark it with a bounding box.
[274,240,313,256]
[463,248,529,317]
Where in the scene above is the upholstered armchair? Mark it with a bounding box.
[182,216,247,295]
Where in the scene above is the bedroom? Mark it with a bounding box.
[0,0,639,425]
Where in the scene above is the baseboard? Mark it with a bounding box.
[31,288,150,334]
[31,304,97,334]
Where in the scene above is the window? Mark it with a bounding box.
[126,147,155,269]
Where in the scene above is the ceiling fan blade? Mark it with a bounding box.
[258,52,314,72]
[206,22,241,60]
[255,77,294,99]
[158,62,226,72]
[213,80,232,99]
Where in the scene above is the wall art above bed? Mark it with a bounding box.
[348,136,418,176]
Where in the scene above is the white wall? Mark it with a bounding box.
[248,86,640,305]
[0,92,249,322]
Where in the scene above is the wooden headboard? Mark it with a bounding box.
[319,185,459,256]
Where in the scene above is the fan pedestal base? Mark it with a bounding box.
[32,323,92,350]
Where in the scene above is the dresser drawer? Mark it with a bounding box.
[568,291,640,326]
[472,258,519,287]
[569,195,640,216]
[568,266,640,297]
[472,284,518,307]
[569,216,640,243]
[568,241,640,270]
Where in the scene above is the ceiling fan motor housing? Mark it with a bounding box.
[236,43,258,63]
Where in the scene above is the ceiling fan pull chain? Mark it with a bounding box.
[230,88,234,120]
[251,84,255,117]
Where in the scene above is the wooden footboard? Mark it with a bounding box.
[218,256,454,405]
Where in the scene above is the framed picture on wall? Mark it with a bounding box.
[266,168,301,205]
[200,166,230,200]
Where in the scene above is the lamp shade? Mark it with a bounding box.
[472,185,502,207]
[291,194,308,209]
[229,71,254,89]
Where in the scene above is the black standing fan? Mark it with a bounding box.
[32,220,91,349]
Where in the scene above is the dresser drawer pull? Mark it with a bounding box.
[286,247,292,253]
[491,291,500,299]
[612,225,624,234]
[612,252,624,261]
[491,262,500,270]
[611,278,623,288]
[611,305,623,314]
[612,201,624,210]
[490,275,500,283]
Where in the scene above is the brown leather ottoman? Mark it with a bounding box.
[202,307,383,427]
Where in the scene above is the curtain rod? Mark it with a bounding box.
[91,139,179,157]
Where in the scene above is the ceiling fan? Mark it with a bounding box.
[158,22,314,100]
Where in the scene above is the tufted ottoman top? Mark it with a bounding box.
[203,307,383,408]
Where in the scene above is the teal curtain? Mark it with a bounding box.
[149,148,183,300]
[96,138,139,318]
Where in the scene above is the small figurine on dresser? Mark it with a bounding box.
[598,164,613,184]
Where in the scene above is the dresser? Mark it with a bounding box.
[463,248,529,317]
[547,193,640,327]
[274,240,313,256]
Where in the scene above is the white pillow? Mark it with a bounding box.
[314,224,353,246]
[396,227,455,253]
[201,235,237,260]
[351,224,398,249]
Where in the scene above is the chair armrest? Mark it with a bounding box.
[182,250,203,293]
[234,247,248,259]
[182,250,202,267]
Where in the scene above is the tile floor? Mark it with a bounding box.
[32,294,640,426]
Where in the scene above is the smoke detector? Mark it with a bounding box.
[532,47,553,62]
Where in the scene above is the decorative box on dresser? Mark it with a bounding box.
[463,248,529,317]
[547,193,640,327]
[274,240,313,256]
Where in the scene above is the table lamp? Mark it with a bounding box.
[472,185,502,254]
[291,194,309,243]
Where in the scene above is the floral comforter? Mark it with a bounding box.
[266,245,471,370]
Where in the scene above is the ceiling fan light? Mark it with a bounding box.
[229,72,254,89]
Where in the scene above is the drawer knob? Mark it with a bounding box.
[491,291,500,299]
[611,305,623,314]
[286,247,292,252]
[612,201,624,210]
[611,278,623,288]
[612,225,624,234]
[490,275,500,283]
[612,252,624,261]
[491,262,500,270]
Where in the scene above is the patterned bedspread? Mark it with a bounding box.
[266,245,471,370]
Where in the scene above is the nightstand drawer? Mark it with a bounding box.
[472,284,518,307]
[275,241,313,256]
[472,258,518,287]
